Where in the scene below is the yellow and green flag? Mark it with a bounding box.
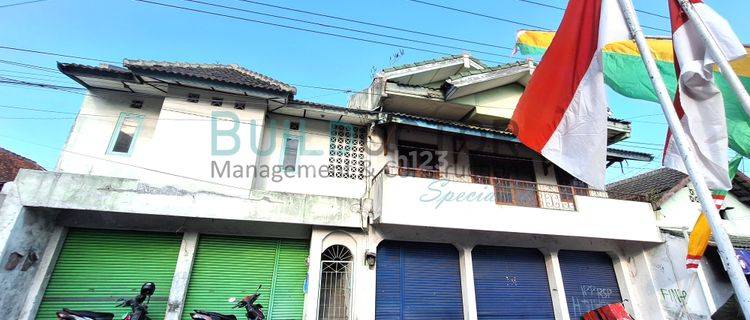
[515,30,750,158]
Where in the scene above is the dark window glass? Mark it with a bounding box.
[112,115,140,153]
[283,137,299,172]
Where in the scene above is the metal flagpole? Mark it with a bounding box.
[677,0,750,118]
[617,0,750,317]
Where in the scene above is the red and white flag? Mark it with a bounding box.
[663,0,746,191]
[509,0,629,189]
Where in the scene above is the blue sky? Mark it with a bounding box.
[0,0,747,182]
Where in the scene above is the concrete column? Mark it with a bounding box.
[610,252,644,319]
[542,250,570,320]
[457,245,478,320]
[164,232,199,320]
[18,226,68,320]
[303,230,324,320]
[697,263,718,313]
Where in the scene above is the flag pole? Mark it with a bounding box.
[617,0,750,317]
[677,0,750,118]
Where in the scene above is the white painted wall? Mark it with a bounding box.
[658,185,750,237]
[253,114,372,199]
[377,175,662,242]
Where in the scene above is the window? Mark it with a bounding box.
[129,100,143,109]
[556,167,589,202]
[318,245,353,320]
[187,93,200,103]
[328,123,366,180]
[397,141,440,178]
[108,113,144,155]
[469,153,538,207]
[282,135,300,172]
[210,97,223,106]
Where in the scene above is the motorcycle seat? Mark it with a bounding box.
[193,310,238,320]
[63,308,115,320]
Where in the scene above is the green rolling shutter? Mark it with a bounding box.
[35,229,182,320]
[181,235,309,320]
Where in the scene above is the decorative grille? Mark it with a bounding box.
[318,245,353,320]
[328,123,366,180]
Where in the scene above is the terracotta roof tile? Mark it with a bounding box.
[0,147,44,188]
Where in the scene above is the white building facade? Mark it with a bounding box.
[0,55,680,320]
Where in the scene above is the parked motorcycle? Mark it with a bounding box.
[56,282,156,320]
[190,285,265,320]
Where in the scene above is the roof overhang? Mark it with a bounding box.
[271,100,376,125]
[58,62,167,96]
[376,112,653,163]
[444,63,532,100]
[383,55,484,86]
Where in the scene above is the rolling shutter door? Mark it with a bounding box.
[375,241,463,319]
[558,250,622,319]
[472,246,554,319]
[35,229,182,320]
[181,235,308,320]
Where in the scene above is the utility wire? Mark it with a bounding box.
[407,0,549,30]
[181,0,513,59]
[0,45,118,64]
[235,0,512,50]
[0,0,48,9]
[134,0,509,64]
[517,0,670,33]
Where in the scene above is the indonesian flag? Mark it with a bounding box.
[509,0,629,189]
[663,0,746,191]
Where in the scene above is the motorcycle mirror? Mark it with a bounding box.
[228,297,237,303]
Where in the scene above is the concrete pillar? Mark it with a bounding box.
[697,263,718,313]
[542,250,570,320]
[610,252,644,319]
[18,226,68,320]
[164,232,199,320]
[457,245,478,320]
[303,230,324,320]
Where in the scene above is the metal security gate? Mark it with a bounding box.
[181,235,308,320]
[558,250,623,318]
[375,241,464,319]
[318,245,353,320]
[35,229,182,320]
[472,246,555,319]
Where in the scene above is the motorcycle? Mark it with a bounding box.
[56,282,156,320]
[190,285,265,320]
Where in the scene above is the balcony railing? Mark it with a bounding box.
[383,165,647,211]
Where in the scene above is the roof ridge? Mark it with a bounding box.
[449,60,529,80]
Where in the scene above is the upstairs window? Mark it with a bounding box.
[397,140,440,178]
[282,135,300,172]
[108,113,144,155]
[187,93,200,103]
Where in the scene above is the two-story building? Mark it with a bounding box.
[608,168,750,319]
[0,54,672,320]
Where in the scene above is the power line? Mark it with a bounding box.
[516,0,670,33]
[0,45,118,64]
[407,0,549,30]
[0,0,48,9]
[235,0,511,50]
[134,0,509,64]
[181,0,512,59]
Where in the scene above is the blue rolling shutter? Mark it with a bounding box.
[558,250,622,319]
[375,241,464,319]
[472,246,554,319]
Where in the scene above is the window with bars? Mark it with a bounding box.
[318,245,353,320]
[328,123,366,180]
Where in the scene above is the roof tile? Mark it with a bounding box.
[123,60,296,94]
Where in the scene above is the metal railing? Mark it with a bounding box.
[383,165,647,211]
